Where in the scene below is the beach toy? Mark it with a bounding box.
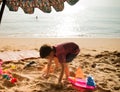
[2,74,11,80]
[0,61,18,84]
[10,78,17,84]
[0,68,3,74]
[23,61,35,69]
[68,67,96,91]
[0,60,3,74]
[87,75,96,86]
[68,77,96,90]
[2,73,17,84]
[2,64,16,74]
[75,67,85,79]
[3,64,16,70]
[3,69,11,74]
[10,64,16,70]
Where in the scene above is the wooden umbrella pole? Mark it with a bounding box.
[0,0,7,24]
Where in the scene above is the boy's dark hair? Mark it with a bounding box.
[39,44,52,58]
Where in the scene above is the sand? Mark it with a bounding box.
[0,38,120,92]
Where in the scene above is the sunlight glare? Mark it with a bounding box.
[61,2,86,14]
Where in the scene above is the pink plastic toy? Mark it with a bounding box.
[68,77,96,90]
[0,68,3,74]
[68,67,96,90]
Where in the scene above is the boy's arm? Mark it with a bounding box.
[44,60,52,78]
[47,60,52,74]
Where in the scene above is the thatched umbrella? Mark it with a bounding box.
[0,0,79,23]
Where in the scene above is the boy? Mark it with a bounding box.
[39,42,80,84]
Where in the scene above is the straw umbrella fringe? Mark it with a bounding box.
[0,0,79,14]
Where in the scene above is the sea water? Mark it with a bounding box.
[0,2,120,38]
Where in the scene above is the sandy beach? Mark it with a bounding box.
[0,38,120,92]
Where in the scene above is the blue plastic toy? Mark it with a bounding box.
[87,75,96,86]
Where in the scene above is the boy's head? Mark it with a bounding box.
[39,44,52,58]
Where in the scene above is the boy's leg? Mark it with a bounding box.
[64,63,70,79]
